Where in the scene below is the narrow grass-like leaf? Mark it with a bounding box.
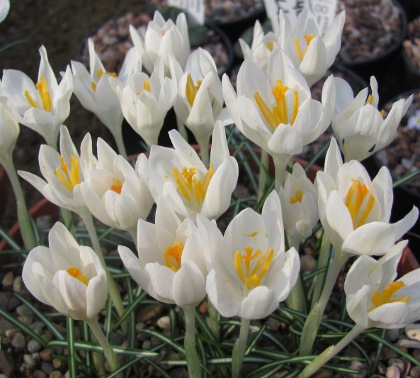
[0,38,27,53]
[0,226,25,252]
[393,168,420,188]
[371,329,387,374]
[113,289,146,331]
[144,358,172,377]
[107,356,144,378]
[246,324,266,354]
[304,140,330,173]
[14,293,64,340]
[0,305,48,347]
[139,329,185,354]
[67,317,77,378]
[82,321,92,375]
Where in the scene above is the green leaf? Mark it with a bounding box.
[67,318,77,378]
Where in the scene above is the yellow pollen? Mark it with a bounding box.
[144,80,151,92]
[266,41,274,51]
[254,80,299,130]
[295,34,315,61]
[164,241,184,272]
[345,179,375,229]
[186,74,202,107]
[110,178,123,194]
[55,155,81,192]
[24,76,52,112]
[234,246,274,290]
[67,266,89,285]
[244,231,259,237]
[365,94,374,105]
[92,68,118,91]
[172,164,214,208]
[372,281,409,308]
[290,189,303,204]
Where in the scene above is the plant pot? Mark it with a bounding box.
[337,0,407,84]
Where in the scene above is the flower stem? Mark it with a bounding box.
[297,324,366,378]
[3,157,36,250]
[79,211,125,319]
[111,128,127,160]
[299,248,348,356]
[232,317,250,378]
[88,318,121,377]
[273,156,291,190]
[257,149,269,202]
[197,136,210,168]
[183,306,202,378]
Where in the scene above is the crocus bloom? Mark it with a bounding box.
[2,46,73,147]
[171,48,226,145]
[145,122,238,220]
[316,138,419,256]
[110,58,177,147]
[18,125,89,214]
[0,99,19,164]
[22,222,108,321]
[80,138,153,236]
[0,0,10,23]
[223,50,334,186]
[130,11,190,74]
[278,162,318,248]
[332,76,412,162]
[277,8,345,87]
[345,240,420,329]
[71,38,142,155]
[118,196,207,308]
[198,191,300,320]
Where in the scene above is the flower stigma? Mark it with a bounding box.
[172,164,214,210]
[24,76,52,112]
[295,34,315,60]
[67,266,89,285]
[110,178,123,194]
[254,80,299,129]
[371,281,408,309]
[290,189,303,204]
[234,246,274,290]
[164,241,184,272]
[55,155,81,192]
[186,74,202,107]
[345,179,375,229]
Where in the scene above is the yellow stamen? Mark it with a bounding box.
[144,80,151,92]
[266,41,274,51]
[290,189,303,204]
[92,68,118,91]
[234,246,274,290]
[164,241,184,272]
[366,94,374,105]
[67,266,89,285]
[254,80,299,130]
[372,281,409,308]
[345,179,375,229]
[295,34,315,61]
[186,74,202,107]
[110,178,123,194]
[172,164,214,208]
[55,155,81,192]
[24,76,52,112]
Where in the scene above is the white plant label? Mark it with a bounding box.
[263,0,307,34]
[309,0,337,36]
[168,0,205,25]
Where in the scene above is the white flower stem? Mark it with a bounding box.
[183,306,202,378]
[79,211,125,319]
[2,156,36,250]
[176,116,189,143]
[88,318,121,377]
[310,233,331,310]
[257,149,269,202]
[299,249,349,356]
[297,324,366,378]
[197,136,210,168]
[112,129,127,160]
[273,156,291,190]
[232,317,250,378]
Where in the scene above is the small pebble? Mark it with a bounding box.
[52,358,62,369]
[406,324,420,342]
[142,340,152,350]
[49,370,63,378]
[23,353,36,366]
[12,276,23,292]
[11,332,26,349]
[27,339,42,353]
[40,348,54,361]
[397,339,420,349]
[2,271,14,287]
[386,364,401,378]
[41,361,54,375]
[157,315,170,330]
[33,370,48,378]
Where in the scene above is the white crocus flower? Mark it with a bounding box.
[18,125,90,215]
[278,162,318,249]
[22,222,108,321]
[171,48,227,157]
[345,240,420,329]
[71,39,141,157]
[145,122,238,221]
[118,197,207,308]
[317,138,419,256]
[277,8,345,87]
[0,99,19,164]
[2,46,73,148]
[239,21,280,73]
[110,58,177,147]
[198,191,300,320]
[332,76,412,162]
[223,50,335,187]
[0,0,10,23]
[130,11,190,74]
[80,138,153,238]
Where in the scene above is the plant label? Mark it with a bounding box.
[263,0,307,34]
[310,0,337,36]
[168,0,205,25]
